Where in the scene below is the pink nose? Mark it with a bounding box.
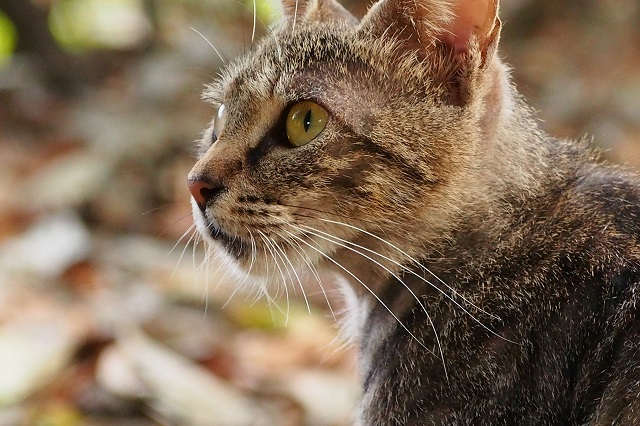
[187,177,222,210]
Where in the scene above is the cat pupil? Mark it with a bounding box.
[303,109,312,132]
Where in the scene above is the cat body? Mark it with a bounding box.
[187,0,640,423]
[351,158,640,425]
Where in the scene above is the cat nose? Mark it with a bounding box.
[187,176,224,210]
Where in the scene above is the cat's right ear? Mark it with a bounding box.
[359,0,500,68]
[280,0,357,26]
[359,0,501,105]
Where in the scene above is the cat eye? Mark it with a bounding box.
[213,103,227,142]
[285,101,329,147]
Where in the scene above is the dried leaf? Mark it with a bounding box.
[0,318,80,406]
[116,328,269,426]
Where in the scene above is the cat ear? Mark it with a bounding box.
[359,0,501,66]
[280,0,357,25]
[441,0,500,63]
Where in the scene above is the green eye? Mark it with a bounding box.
[285,101,329,147]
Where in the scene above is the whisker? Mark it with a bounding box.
[282,203,383,227]
[247,228,286,318]
[170,222,196,255]
[246,228,257,274]
[246,230,277,323]
[221,281,241,310]
[200,227,231,311]
[270,233,311,315]
[292,0,299,33]
[235,234,255,291]
[281,227,435,357]
[317,218,501,322]
[251,0,257,43]
[292,223,448,381]
[168,222,198,253]
[292,239,337,321]
[258,230,291,325]
[195,230,207,273]
[190,27,225,63]
[142,202,180,216]
[192,233,220,316]
[202,236,214,317]
[273,226,336,321]
[171,223,198,278]
[157,211,194,239]
[260,231,294,292]
[299,222,516,345]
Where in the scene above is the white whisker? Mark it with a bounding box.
[292,223,448,381]
[318,218,500,321]
[171,223,198,278]
[289,234,337,321]
[247,228,286,318]
[274,227,336,320]
[258,230,291,325]
[299,222,517,345]
[281,227,435,357]
[169,222,196,255]
[292,0,299,33]
[190,27,225,63]
[221,281,241,310]
[251,0,257,43]
[235,230,255,290]
[271,233,311,314]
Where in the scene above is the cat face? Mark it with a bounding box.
[188,0,501,285]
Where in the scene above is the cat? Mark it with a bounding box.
[187,0,640,424]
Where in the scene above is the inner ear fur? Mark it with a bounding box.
[280,0,357,25]
[442,0,500,64]
[359,0,501,94]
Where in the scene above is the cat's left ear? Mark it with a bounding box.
[280,0,357,25]
[359,0,501,68]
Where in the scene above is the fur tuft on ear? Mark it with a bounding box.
[359,0,500,66]
[359,0,452,52]
[280,0,356,26]
[441,0,500,64]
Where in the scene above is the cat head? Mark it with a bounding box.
[188,0,505,285]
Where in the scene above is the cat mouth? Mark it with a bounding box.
[204,223,245,258]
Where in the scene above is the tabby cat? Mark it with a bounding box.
[187,0,640,424]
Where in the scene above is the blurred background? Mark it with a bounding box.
[0,0,638,425]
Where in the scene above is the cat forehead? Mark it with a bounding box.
[202,19,443,118]
[207,24,362,102]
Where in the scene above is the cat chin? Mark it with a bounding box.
[191,206,281,284]
[190,201,245,255]
[190,206,241,263]
[193,224,270,287]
